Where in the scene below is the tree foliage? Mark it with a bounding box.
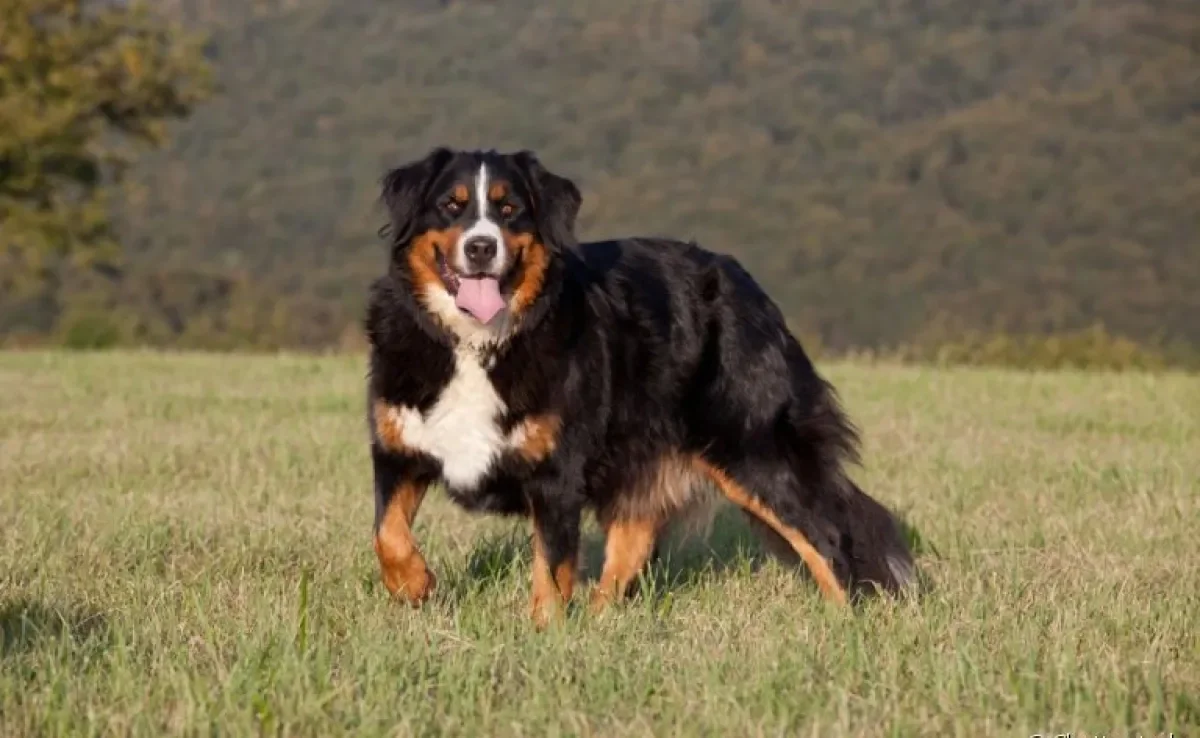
[0,0,212,283]
[3,0,1198,362]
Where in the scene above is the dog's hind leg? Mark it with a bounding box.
[590,453,708,613]
[693,444,915,601]
[589,516,660,614]
[694,456,850,605]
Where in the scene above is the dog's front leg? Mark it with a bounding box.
[372,448,436,605]
[526,477,583,629]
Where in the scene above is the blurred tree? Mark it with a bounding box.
[0,0,212,288]
[3,0,1197,360]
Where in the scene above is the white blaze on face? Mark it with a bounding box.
[453,162,506,275]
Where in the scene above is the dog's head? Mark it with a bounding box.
[380,148,581,343]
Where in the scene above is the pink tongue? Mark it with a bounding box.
[454,276,506,324]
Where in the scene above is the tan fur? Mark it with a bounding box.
[693,457,848,605]
[407,226,463,310]
[503,230,549,317]
[599,453,711,528]
[588,453,723,612]
[590,517,660,613]
[374,480,435,604]
[512,413,561,463]
[529,515,576,629]
[372,399,408,453]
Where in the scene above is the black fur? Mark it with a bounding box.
[366,148,915,606]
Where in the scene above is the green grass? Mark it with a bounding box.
[2,351,1197,737]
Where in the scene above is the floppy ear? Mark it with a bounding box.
[380,147,454,246]
[513,151,582,251]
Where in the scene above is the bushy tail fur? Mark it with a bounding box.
[783,379,916,597]
[822,479,915,595]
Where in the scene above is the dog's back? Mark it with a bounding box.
[565,237,916,597]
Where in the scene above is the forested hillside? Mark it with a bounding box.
[5,0,1198,354]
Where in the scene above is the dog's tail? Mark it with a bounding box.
[780,378,916,597]
[824,478,916,596]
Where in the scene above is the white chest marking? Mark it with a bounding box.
[390,347,522,490]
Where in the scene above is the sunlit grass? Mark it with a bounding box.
[2,351,1197,736]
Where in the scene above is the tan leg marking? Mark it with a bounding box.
[744,516,802,566]
[512,414,562,463]
[374,480,436,605]
[529,518,576,629]
[694,458,848,605]
[590,517,659,614]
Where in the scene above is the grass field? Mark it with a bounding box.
[1,351,1197,737]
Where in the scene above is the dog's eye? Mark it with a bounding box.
[499,203,516,218]
[444,200,464,215]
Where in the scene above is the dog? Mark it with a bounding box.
[364,147,915,626]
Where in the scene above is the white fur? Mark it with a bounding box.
[413,161,513,347]
[382,346,532,491]
[453,163,507,276]
[887,553,916,588]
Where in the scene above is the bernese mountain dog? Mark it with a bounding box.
[364,147,915,626]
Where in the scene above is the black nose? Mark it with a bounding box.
[463,236,498,267]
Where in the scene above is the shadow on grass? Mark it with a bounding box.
[435,502,937,609]
[438,506,780,608]
[629,505,779,591]
[433,529,532,608]
[0,598,108,659]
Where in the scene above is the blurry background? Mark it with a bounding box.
[3,0,1198,366]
